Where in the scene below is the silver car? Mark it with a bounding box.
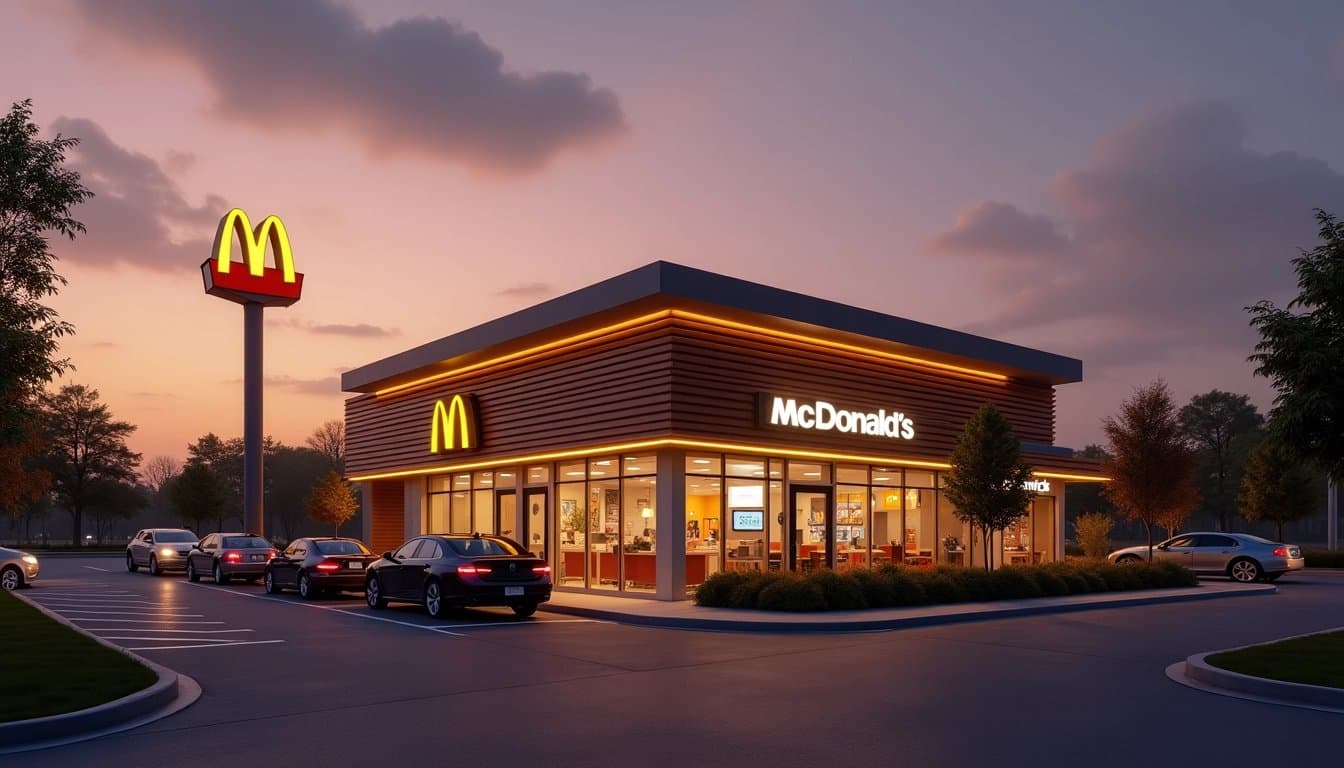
[1108,532,1304,582]
[1,546,40,590]
[126,528,199,575]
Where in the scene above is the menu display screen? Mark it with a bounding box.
[731,509,764,532]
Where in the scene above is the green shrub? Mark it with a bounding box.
[756,576,826,612]
[695,571,756,606]
[848,568,897,608]
[1151,561,1198,587]
[992,567,1045,599]
[1095,562,1144,591]
[810,570,867,610]
[946,566,1000,601]
[726,573,783,609]
[1023,566,1072,596]
[907,572,969,603]
[1071,562,1112,592]
[1040,562,1091,594]
[1303,550,1344,568]
[874,565,928,606]
[1073,512,1114,560]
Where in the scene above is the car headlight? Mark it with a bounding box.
[21,555,38,565]
[159,547,175,557]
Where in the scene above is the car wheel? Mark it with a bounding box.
[1229,558,1261,583]
[213,562,229,584]
[1115,555,1142,565]
[424,579,446,619]
[298,571,317,600]
[264,569,281,594]
[126,553,139,573]
[149,555,161,576]
[0,566,22,591]
[187,560,200,582]
[366,576,387,609]
[512,602,538,618]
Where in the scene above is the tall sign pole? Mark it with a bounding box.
[201,209,304,537]
[1329,478,1339,552]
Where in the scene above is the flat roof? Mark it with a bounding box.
[342,261,1082,392]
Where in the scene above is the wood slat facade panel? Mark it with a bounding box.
[345,315,1067,477]
[369,480,404,555]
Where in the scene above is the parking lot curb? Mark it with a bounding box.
[1167,627,1344,715]
[0,591,202,754]
[542,583,1277,633]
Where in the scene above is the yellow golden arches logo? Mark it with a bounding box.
[430,394,480,453]
[213,208,296,283]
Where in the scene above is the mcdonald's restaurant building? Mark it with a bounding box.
[343,262,1104,601]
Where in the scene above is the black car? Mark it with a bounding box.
[265,537,376,599]
[186,533,276,584]
[365,534,552,619]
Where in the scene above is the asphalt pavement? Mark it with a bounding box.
[16,557,1344,767]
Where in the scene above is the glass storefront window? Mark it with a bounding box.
[1003,513,1032,565]
[622,475,656,593]
[428,491,449,533]
[589,478,620,590]
[526,465,550,485]
[904,489,936,565]
[905,469,936,488]
[428,476,451,493]
[1032,497,1055,564]
[725,456,765,478]
[725,478,766,573]
[685,474,721,588]
[835,485,868,569]
[769,460,783,479]
[473,470,494,489]
[558,461,586,481]
[788,461,830,484]
[937,491,965,566]
[452,473,470,490]
[495,468,518,489]
[836,465,867,484]
[623,455,655,475]
[686,454,721,475]
[588,457,618,479]
[556,482,585,585]
[870,467,901,486]
[769,480,783,571]
[450,492,470,533]
[871,487,901,565]
[472,489,494,534]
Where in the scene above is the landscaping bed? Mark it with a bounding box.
[1302,550,1344,568]
[1206,630,1344,689]
[694,561,1198,612]
[0,590,157,722]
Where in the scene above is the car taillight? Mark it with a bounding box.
[315,560,342,572]
[532,564,551,575]
[1272,547,1288,557]
[268,549,278,560]
[457,564,485,576]
[224,551,241,563]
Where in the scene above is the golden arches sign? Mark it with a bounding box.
[430,394,479,453]
[201,207,304,307]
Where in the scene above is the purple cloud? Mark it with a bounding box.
[927,201,1070,262]
[496,282,554,299]
[63,0,626,174]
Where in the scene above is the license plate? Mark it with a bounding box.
[504,586,524,597]
[347,562,364,569]
[249,554,264,562]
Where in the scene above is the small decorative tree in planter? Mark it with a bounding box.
[942,403,1034,571]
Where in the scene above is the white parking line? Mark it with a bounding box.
[68,618,224,624]
[53,609,205,617]
[99,636,252,643]
[85,628,255,634]
[184,582,467,636]
[33,598,165,605]
[433,619,600,630]
[125,639,285,651]
[81,566,111,572]
[34,591,139,597]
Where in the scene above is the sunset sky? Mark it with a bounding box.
[4,0,1343,465]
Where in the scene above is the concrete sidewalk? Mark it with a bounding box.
[542,581,1276,632]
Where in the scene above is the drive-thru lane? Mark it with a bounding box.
[16,558,1344,768]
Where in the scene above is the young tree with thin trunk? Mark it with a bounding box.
[1102,381,1200,559]
[942,403,1034,571]
[305,470,358,537]
[42,384,141,545]
[168,463,226,535]
[1237,437,1316,542]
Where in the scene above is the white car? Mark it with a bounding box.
[1108,532,1304,583]
[126,528,199,575]
[0,546,39,589]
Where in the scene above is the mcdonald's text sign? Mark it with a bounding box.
[201,208,304,307]
[430,394,480,453]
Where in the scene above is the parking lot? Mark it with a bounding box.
[17,556,1344,767]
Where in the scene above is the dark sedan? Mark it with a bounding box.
[186,533,276,584]
[365,534,551,619]
[265,537,376,599]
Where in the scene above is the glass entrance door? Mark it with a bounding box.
[495,490,516,540]
[523,488,547,560]
[789,486,832,572]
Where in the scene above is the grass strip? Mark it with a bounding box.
[0,589,158,723]
[1206,630,1344,689]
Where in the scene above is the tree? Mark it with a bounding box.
[942,403,1034,571]
[266,446,331,541]
[0,99,93,516]
[186,432,278,531]
[1178,390,1263,531]
[1237,437,1317,542]
[1248,209,1344,483]
[42,384,141,545]
[305,470,358,537]
[168,463,226,534]
[86,479,147,544]
[1102,381,1200,560]
[1073,512,1113,560]
[140,455,180,517]
[305,420,345,471]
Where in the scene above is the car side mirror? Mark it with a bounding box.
[382,551,397,562]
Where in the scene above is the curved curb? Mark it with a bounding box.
[542,583,1276,633]
[0,591,202,754]
[1166,628,1344,715]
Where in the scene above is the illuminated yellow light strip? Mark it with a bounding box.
[213,208,296,282]
[668,310,1008,382]
[349,436,1106,483]
[374,311,674,396]
[372,308,1011,397]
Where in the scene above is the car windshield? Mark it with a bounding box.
[445,538,521,557]
[315,540,369,555]
[223,536,270,549]
[155,531,197,543]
